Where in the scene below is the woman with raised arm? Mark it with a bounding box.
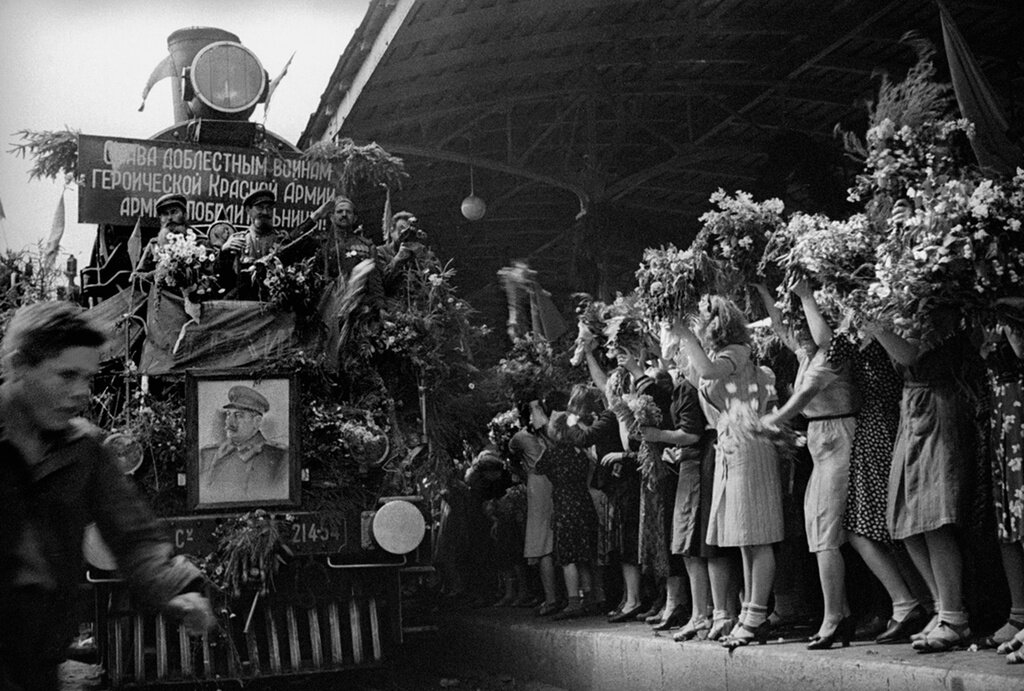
[533,391,600,620]
[674,296,783,647]
[868,310,973,652]
[579,342,645,621]
[642,324,715,639]
[758,281,929,648]
[508,398,561,615]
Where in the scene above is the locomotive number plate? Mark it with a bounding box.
[163,512,349,557]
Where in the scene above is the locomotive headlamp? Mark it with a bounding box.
[371,500,426,555]
[187,41,266,118]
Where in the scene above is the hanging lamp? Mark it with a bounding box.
[460,165,486,221]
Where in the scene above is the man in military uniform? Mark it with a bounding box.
[199,385,289,505]
[217,188,285,298]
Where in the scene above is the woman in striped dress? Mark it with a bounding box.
[675,296,783,646]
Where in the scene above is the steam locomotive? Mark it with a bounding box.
[76,28,433,687]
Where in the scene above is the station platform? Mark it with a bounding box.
[418,609,1024,691]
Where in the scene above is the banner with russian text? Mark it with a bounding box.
[77,134,335,228]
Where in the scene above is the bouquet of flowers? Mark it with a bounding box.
[693,189,785,311]
[634,244,712,322]
[337,418,389,467]
[496,332,573,404]
[769,212,881,328]
[964,170,1024,325]
[377,310,432,363]
[616,392,663,440]
[195,510,295,598]
[257,255,324,315]
[602,294,655,357]
[152,230,220,300]
[569,294,610,366]
[487,407,520,457]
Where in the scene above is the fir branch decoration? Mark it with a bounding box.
[9,129,80,182]
[303,138,407,195]
[870,34,953,132]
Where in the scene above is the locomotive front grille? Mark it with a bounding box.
[102,588,386,686]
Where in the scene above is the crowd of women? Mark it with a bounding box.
[432,283,1024,662]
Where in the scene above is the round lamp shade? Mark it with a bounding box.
[460,194,487,221]
[104,432,144,475]
[190,41,266,114]
[372,500,426,555]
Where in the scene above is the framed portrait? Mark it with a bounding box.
[186,370,300,510]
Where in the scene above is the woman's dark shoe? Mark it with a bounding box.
[722,621,771,649]
[652,605,689,631]
[608,604,644,623]
[552,598,587,621]
[876,604,931,644]
[513,595,542,608]
[807,616,856,650]
[639,596,666,623]
[536,601,565,617]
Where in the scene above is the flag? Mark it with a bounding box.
[42,191,66,271]
[939,1,1024,176]
[263,52,295,118]
[127,216,143,269]
[139,54,174,112]
[381,185,393,242]
[0,193,6,221]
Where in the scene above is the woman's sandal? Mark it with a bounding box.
[721,622,771,649]
[707,615,738,642]
[910,614,939,643]
[997,630,1024,656]
[912,620,971,653]
[673,614,711,642]
[984,619,1024,649]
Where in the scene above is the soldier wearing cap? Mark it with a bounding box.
[216,189,285,298]
[198,384,289,504]
[135,193,206,278]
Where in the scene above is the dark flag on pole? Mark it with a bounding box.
[939,1,1024,176]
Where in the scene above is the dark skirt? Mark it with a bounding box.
[672,431,721,559]
[609,472,642,564]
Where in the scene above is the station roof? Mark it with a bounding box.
[299,0,1023,321]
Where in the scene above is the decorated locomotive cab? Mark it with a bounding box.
[19,27,484,687]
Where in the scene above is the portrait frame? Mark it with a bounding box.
[186,369,301,511]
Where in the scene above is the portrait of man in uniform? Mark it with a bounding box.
[188,373,299,508]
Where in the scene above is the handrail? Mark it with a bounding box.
[326,555,406,570]
[85,569,125,584]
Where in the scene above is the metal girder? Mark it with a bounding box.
[606,1,903,201]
